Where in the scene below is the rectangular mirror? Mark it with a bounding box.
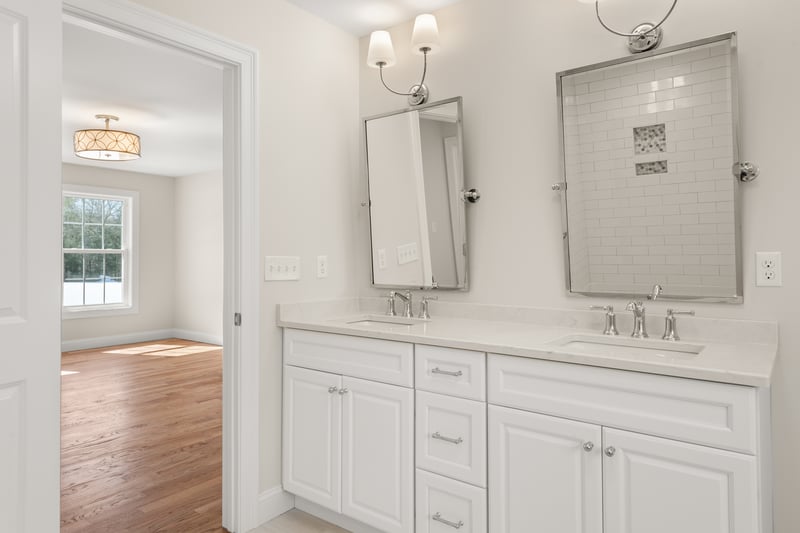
[556,34,742,302]
[365,97,467,289]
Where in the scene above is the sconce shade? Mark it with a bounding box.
[411,14,440,55]
[74,114,140,161]
[367,30,397,68]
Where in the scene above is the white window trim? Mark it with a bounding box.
[62,183,140,319]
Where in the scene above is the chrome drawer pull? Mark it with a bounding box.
[432,431,463,445]
[433,512,464,529]
[431,367,463,377]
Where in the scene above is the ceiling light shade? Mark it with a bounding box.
[74,114,141,161]
[367,30,397,68]
[411,14,440,55]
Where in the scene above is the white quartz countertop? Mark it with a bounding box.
[277,299,777,387]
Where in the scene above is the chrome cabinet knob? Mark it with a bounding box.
[328,386,338,394]
[604,446,616,457]
[338,388,349,395]
[583,441,594,452]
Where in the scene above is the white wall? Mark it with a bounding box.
[130,0,360,494]
[358,1,800,530]
[174,170,223,343]
[61,163,176,344]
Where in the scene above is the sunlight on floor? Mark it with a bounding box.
[102,343,221,357]
[148,345,220,357]
[60,370,79,376]
[104,344,181,355]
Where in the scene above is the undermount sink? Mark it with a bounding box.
[344,315,428,327]
[548,334,704,358]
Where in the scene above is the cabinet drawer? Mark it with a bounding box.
[284,329,413,387]
[416,345,485,400]
[416,391,487,487]
[488,354,758,454]
[416,469,487,533]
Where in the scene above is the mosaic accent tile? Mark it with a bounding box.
[633,124,666,154]
[636,160,668,176]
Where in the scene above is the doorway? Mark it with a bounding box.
[61,2,260,531]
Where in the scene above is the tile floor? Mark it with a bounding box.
[249,509,349,533]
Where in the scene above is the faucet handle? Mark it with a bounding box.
[662,309,695,341]
[386,291,397,316]
[419,295,438,320]
[589,305,618,336]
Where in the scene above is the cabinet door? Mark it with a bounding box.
[341,376,414,533]
[488,405,602,533]
[282,366,342,511]
[603,428,759,533]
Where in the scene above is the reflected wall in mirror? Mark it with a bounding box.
[557,34,742,302]
[365,97,467,289]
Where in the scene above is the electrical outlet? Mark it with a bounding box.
[756,252,782,287]
[317,255,328,278]
[378,248,387,270]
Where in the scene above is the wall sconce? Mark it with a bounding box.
[579,0,678,53]
[367,14,441,106]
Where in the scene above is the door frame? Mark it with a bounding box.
[61,1,261,531]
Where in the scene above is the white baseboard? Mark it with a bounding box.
[257,486,295,525]
[61,328,222,352]
[61,329,177,352]
[172,329,223,346]
[294,497,384,533]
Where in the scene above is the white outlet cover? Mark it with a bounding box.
[316,255,328,278]
[756,251,782,287]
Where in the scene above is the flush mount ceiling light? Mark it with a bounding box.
[74,114,141,161]
[579,0,678,53]
[367,13,441,106]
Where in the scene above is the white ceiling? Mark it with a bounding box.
[62,22,223,178]
[62,1,461,177]
[285,0,463,36]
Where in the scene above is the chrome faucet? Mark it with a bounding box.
[390,290,413,318]
[625,301,648,338]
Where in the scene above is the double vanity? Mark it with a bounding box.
[284,31,775,533]
[279,298,776,533]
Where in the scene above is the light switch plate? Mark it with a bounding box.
[265,256,300,281]
[396,242,419,265]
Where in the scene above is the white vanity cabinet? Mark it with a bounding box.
[487,353,768,533]
[280,325,771,533]
[283,329,414,533]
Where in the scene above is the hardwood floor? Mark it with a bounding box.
[61,339,225,532]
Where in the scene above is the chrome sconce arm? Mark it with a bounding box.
[376,49,430,106]
[583,0,679,53]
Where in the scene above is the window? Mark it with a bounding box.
[62,185,138,316]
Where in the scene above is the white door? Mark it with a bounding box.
[341,376,414,533]
[282,366,342,511]
[603,428,759,533]
[488,405,603,533]
[0,0,61,531]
